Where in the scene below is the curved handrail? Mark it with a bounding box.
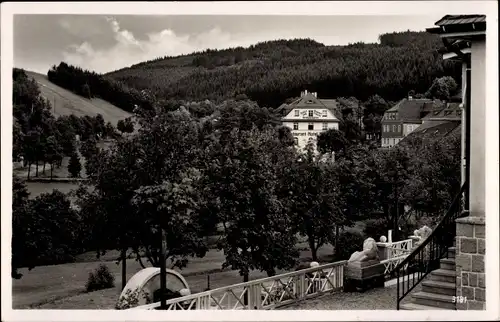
[391,181,467,273]
[391,181,468,310]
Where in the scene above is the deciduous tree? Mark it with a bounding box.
[68,152,82,178]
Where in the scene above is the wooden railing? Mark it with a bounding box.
[129,260,347,310]
[378,239,413,275]
[392,182,468,310]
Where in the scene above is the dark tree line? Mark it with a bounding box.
[47,62,155,113]
[108,32,459,108]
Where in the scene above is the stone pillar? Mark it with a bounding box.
[376,243,390,261]
[455,214,485,310]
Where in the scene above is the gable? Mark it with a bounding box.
[283,106,339,121]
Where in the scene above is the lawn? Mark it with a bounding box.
[12,244,335,309]
[25,181,81,199]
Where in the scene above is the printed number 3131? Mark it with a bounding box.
[453,296,467,303]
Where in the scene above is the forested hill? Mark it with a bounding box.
[48,31,460,111]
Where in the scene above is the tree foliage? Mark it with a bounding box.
[13,68,117,179]
[425,76,459,101]
[68,152,82,177]
[12,183,82,278]
[205,125,300,278]
[117,117,135,133]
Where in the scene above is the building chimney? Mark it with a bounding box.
[304,89,308,96]
[408,96,413,100]
[313,92,317,98]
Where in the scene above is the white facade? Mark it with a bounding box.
[402,123,421,136]
[281,92,340,151]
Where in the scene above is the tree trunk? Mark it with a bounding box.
[121,247,127,291]
[35,161,39,177]
[160,229,167,309]
[27,162,31,180]
[335,225,340,258]
[50,164,54,180]
[243,272,249,306]
[308,238,318,262]
[43,161,46,173]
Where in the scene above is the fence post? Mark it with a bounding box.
[299,274,306,299]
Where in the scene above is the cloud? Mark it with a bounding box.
[61,17,290,73]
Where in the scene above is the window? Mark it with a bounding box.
[293,122,299,130]
[295,110,299,116]
[308,123,314,130]
[393,125,396,132]
[322,110,327,117]
[322,122,328,130]
[294,137,299,145]
[309,110,314,117]
[397,125,401,132]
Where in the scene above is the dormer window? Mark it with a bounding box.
[308,110,313,117]
[294,110,299,116]
[306,100,313,104]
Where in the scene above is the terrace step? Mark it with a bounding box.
[429,269,456,283]
[440,258,456,271]
[412,291,456,310]
[400,302,452,310]
[422,280,456,296]
[447,247,456,259]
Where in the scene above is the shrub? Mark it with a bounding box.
[363,218,390,241]
[115,288,151,310]
[334,230,365,260]
[85,264,115,292]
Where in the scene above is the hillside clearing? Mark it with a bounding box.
[26,71,131,126]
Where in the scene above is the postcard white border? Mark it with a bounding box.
[2,1,499,321]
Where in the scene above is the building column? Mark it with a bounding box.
[455,215,485,310]
[460,62,467,186]
[455,39,486,311]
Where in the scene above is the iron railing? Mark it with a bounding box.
[393,182,468,310]
[129,260,346,310]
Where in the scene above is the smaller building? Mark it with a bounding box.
[381,97,442,148]
[281,90,341,151]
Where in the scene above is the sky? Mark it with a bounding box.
[13,14,443,74]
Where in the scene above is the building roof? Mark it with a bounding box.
[385,98,441,123]
[280,91,342,121]
[427,15,486,38]
[422,102,462,121]
[435,15,486,26]
[399,120,461,146]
